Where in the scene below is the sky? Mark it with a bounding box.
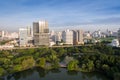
[0,0,120,31]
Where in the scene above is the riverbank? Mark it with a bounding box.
[1,68,110,80]
[0,44,120,80]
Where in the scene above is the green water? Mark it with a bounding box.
[4,68,110,80]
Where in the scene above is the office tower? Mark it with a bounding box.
[33,21,49,46]
[118,28,120,44]
[78,30,84,44]
[73,30,78,45]
[50,30,55,36]
[50,30,56,42]
[19,28,28,47]
[27,26,33,46]
[55,32,62,42]
[73,29,84,45]
[1,30,5,38]
[62,29,73,45]
[27,26,32,37]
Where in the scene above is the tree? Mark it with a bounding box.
[102,64,110,71]
[21,56,35,70]
[50,53,57,62]
[108,56,115,65]
[86,60,94,72]
[55,48,67,57]
[99,54,108,64]
[114,73,120,80]
[0,67,5,76]
[67,60,79,71]
[95,60,101,69]
[63,56,74,65]
[2,51,10,56]
[81,60,94,72]
[37,58,46,68]
[81,64,86,70]
[51,58,60,69]
[13,65,22,72]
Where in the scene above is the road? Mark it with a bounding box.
[0,45,92,50]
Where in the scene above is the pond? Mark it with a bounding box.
[2,68,110,80]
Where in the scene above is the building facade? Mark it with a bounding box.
[50,30,56,42]
[73,30,78,45]
[111,39,119,47]
[33,21,49,46]
[78,30,84,44]
[55,32,62,42]
[19,28,28,47]
[1,31,5,38]
[62,29,73,45]
[27,26,32,37]
[73,30,84,45]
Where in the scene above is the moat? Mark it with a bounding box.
[2,68,109,80]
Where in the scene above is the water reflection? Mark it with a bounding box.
[36,67,48,77]
[51,69,61,73]
[81,72,108,80]
[7,69,34,80]
[5,68,110,80]
[67,71,78,76]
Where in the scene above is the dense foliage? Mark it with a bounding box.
[0,44,120,80]
[0,40,12,45]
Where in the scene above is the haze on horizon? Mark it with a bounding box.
[0,0,120,31]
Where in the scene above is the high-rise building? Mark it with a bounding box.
[78,30,84,44]
[62,29,73,45]
[33,21,49,46]
[27,26,32,37]
[73,30,84,45]
[1,30,5,38]
[118,28,120,44]
[19,28,28,47]
[50,30,56,42]
[55,32,62,42]
[19,27,33,47]
[73,30,78,45]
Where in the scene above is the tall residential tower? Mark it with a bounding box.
[73,29,84,45]
[19,28,28,47]
[33,21,49,46]
[62,29,73,45]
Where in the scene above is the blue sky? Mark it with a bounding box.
[0,0,120,31]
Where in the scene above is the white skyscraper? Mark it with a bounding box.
[27,26,32,37]
[62,29,73,45]
[1,30,5,38]
[50,30,56,42]
[78,30,84,44]
[55,32,62,42]
[111,39,119,47]
[19,28,28,47]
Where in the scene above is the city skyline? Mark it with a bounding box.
[0,0,120,31]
